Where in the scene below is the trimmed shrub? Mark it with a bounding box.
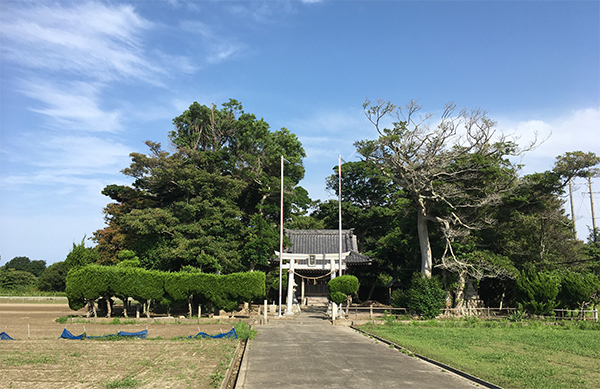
[66,265,264,314]
[327,275,359,304]
[329,291,347,305]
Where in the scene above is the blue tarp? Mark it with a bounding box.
[189,328,237,339]
[117,330,147,339]
[59,328,84,340]
[58,328,236,340]
[59,329,148,340]
[0,331,15,340]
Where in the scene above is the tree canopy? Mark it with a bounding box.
[94,100,307,273]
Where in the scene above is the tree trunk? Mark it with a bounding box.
[106,296,112,318]
[188,295,193,318]
[417,205,433,277]
[454,270,467,316]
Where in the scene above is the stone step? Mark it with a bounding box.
[305,296,329,306]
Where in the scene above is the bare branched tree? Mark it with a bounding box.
[356,99,533,279]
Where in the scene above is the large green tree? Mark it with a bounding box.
[94,100,307,273]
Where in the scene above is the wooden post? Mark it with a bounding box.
[370,304,373,320]
[198,304,202,318]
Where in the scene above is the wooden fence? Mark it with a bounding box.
[342,305,599,321]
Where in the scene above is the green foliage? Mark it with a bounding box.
[553,151,600,180]
[265,269,287,303]
[328,275,359,295]
[242,214,279,271]
[507,310,527,322]
[0,269,37,290]
[37,261,69,292]
[94,100,308,272]
[3,256,31,271]
[234,321,257,340]
[66,265,265,313]
[3,256,46,277]
[391,289,405,308]
[116,250,140,268]
[65,237,99,270]
[558,271,600,309]
[328,291,347,305]
[516,269,561,315]
[327,275,359,304]
[403,273,446,319]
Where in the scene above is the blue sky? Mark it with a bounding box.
[1,0,599,265]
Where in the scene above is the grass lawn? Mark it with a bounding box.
[358,319,600,389]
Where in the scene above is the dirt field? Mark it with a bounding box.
[0,303,240,389]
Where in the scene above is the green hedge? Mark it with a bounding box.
[66,265,265,312]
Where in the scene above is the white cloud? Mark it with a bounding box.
[498,107,600,174]
[1,2,163,83]
[3,135,131,187]
[19,79,122,133]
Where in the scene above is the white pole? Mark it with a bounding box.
[264,299,268,323]
[569,178,577,238]
[338,155,343,277]
[589,177,597,240]
[279,155,284,317]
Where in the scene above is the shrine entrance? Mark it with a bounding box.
[302,275,330,296]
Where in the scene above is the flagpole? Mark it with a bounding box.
[339,155,342,277]
[279,155,284,317]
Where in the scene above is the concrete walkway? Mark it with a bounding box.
[235,307,478,389]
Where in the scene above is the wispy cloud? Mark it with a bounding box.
[3,134,132,184]
[179,20,246,65]
[19,79,122,133]
[1,1,161,83]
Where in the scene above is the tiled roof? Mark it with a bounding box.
[284,229,358,254]
[283,229,371,264]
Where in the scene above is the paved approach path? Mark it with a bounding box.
[235,307,478,389]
